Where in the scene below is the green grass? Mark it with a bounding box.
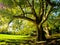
[0,34,31,40]
[0,42,6,44]
[0,34,34,44]
[0,33,60,40]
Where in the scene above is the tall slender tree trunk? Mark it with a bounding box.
[37,24,46,41]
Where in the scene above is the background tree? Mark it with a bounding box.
[43,4,60,36]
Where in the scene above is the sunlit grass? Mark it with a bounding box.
[0,42,6,44]
[0,34,31,40]
[0,34,33,44]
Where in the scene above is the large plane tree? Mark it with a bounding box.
[0,0,59,41]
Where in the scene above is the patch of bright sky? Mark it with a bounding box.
[53,12,60,16]
[56,0,60,3]
[56,0,60,2]
[51,0,60,3]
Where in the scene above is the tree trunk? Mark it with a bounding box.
[37,24,46,41]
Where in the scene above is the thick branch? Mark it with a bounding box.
[46,0,56,7]
[19,5,25,14]
[39,0,42,15]
[32,0,34,8]
[8,12,33,25]
[13,15,35,22]
[14,0,25,14]
[40,6,52,25]
[44,0,46,15]
[38,0,44,23]
[39,0,46,16]
[27,0,38,19]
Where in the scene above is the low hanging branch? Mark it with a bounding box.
[22,12,33,14]
[41,6,52,24]
[13,15,35,23]
[14,0,25,14]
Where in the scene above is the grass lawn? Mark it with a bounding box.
[0,33,60,40]
[0,34,33,44]
[0,34,31,40]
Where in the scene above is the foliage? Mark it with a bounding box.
[43,8,60,34]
